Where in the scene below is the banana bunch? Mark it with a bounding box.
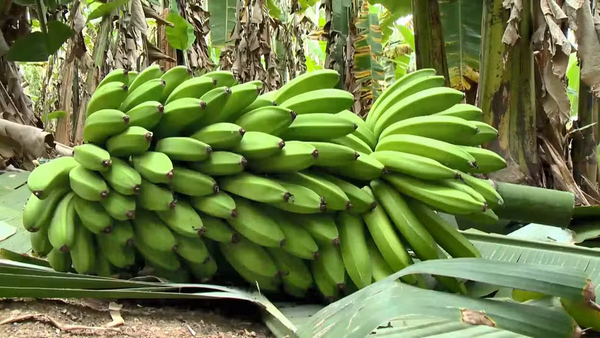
[24,66,507,302]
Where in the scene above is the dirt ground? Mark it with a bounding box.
[0,298,273,338]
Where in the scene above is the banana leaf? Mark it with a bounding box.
[463,230,600,296]
[438,0,482,90]
[354,2,385,103]
[371,0,411,44]
[208,0,237,48]
[370,314,528,337]
[0,258,291,331]
[295,258,584,338]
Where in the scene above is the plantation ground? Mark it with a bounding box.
[0,298,272,338]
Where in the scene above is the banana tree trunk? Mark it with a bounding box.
[477,0,541,185]
[571,79,599,196]
[412,0,449,85]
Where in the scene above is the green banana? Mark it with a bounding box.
[159,66,192,102]
[371,151,461,180]
[190,122,245,151]
[295,213,339,246]
[105,126,153,157]
[373,87,466,136]
[239,96,277,115]
[125,101,164,130]
[384,173,487,215]
[135,239,181,271]
[27,156,78,199]
[47,192,77,252]
[439,179,488,206]
[309,142,359,168]
[336,212,372,289]
[94,250,115,277]
[276,171,351,211]
[335,110,376,146]
[73,195,113,234]
[330,133,373,154]
[218,172,292,203]
[96,232,136,268]
[128,64,164,93]
[227,196,285,247]
[195,212,238,243]
[378,115,480,144]
[73,144,112,172]
[267,247,313,297]
[70,224,96,274]
[366,238,394,282]
[156,199,204,238]
[312,171,376,214]
[216,82,262,122]
[99,157,142,195]
[235,106,296,136]
[119,78,166,112]
[190,191,237,219]
[174,233,210,263]
[106,220,134,247]
[460,208,500,225]
[248,140,318,174]
[152,98,208,138]
[82,109,130,144]
[184,86,233,133]
[324,152,386,181]
[188,151,247,176]
[434,103,483,121]
[366,68,436,127]
[86,81,129,117]
[48,248,73,272]
[165,76,217,103]
[137,179,177,211]
[231,131,285,160]
[30,227,53,257]
[219,238,280,291]
[375,134,478,172]
[459,174,504,209]
[199,70,237,87]
[361,186,420,286]
[187,256,218,282]
[100,190,136,220]
[369,75,446,130]
[268,208,319,260]
[97,68,131,89]
[273,69,340,104]
[279,88,353,115]
[311,244,346,294]
[69,165,110,201]
[155,137,212,162]
[312,258,341,302]
[133,209,177,252]
[370,179,439,260]
[127,70,138,85]
[281,113,357,141]
[270,178,326,214]
[23,187,69,232]
[471,121,499,145]
[131,151,174,184]
[458,146,507,173]
[171,166,218,196]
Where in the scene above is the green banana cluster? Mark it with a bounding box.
[25,66,507,302]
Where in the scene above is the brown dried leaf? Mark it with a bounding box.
[130,0,148,37]
[502,0,523,46]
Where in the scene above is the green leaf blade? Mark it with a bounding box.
[165,12,196,51]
